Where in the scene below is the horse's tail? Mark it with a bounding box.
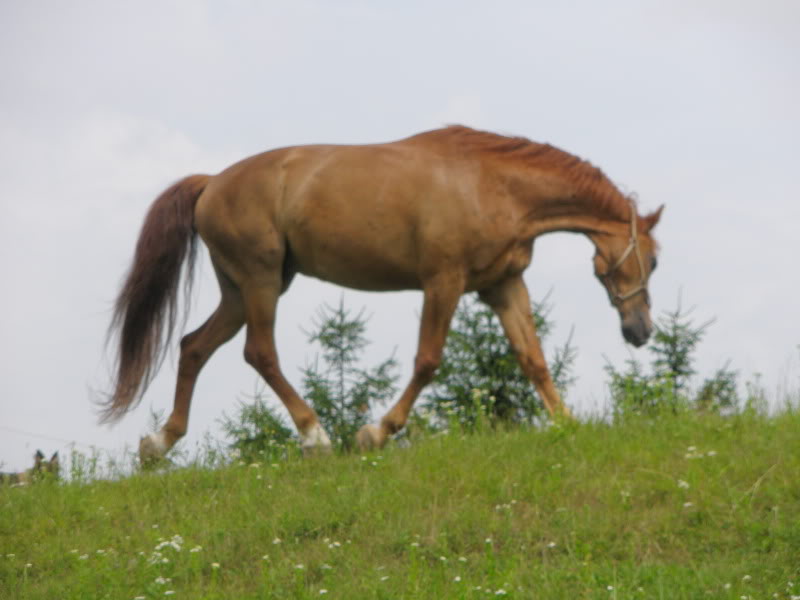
[101,174,210,424]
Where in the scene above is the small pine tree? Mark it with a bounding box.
[220,299,399,457]
[301,299,399,451]
[422,293,576,428]
[606,299,740,416]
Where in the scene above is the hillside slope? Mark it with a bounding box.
[1,411,798,599]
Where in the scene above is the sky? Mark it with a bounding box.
[1,1,798,471]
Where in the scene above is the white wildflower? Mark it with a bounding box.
[677,480,690,489]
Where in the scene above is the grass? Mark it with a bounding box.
[1,410,799,599]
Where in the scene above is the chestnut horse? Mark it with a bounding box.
[104,126,662,461]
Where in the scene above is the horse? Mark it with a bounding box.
[1,450,60,486]
[103,125,662,461]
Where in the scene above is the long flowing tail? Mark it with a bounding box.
[101,174,210,424]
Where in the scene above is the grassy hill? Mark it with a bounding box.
[2,410,798,599]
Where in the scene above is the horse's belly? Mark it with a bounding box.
[288,229,421,292]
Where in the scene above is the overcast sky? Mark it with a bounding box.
[1,1,798,471]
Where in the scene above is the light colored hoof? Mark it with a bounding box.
[139,432,168,467]
[300,423,333,457]
[355,423,385,451]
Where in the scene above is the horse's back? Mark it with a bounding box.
[196,139,474,290]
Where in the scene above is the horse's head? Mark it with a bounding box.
[593,204,663,347]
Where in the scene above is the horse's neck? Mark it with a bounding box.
[509,170,626,239]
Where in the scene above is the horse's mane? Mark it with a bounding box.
[416,125,634,222]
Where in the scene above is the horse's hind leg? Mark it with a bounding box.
[240,280,332,454]
[140,264,245,463]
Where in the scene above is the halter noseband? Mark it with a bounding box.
[601,203,648,305]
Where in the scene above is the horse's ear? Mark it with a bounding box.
[35,450,44,460]
[50,451,59,461]
[642,204,664,232]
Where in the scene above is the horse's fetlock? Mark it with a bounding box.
[414,354,440,382]
[164,422,186,440]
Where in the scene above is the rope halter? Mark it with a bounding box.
[601,202,649,306]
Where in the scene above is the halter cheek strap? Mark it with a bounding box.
[602,203,648,305]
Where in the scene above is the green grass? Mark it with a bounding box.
[2,410,799,599]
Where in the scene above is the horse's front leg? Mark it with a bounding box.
[356,274,464,450]
[479,276,572,418]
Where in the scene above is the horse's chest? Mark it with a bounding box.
[467,241,532,290]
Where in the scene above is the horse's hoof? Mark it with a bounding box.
[139,434,168,468]
[300,423,333,457]
[355,424,385,451]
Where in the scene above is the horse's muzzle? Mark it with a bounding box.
[621,311,652,347]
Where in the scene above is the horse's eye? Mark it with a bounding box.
[650,256,658,271]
